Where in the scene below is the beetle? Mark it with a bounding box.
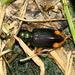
[18,28,65,48]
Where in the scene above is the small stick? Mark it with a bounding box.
[12,16,68,22]
[14,36,45,75]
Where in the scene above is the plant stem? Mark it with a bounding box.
[62,0,75,43]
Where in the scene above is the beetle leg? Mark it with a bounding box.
[27,42,31,46]
[34,47,43,54]
[65,35,72,41]
[53,40,65,48]
[54,30,65,38]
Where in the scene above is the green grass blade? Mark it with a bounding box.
[62,0,75,43]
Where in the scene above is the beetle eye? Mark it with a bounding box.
[25,33,29,38]
[19,33,24,38]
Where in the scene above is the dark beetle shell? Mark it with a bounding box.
[31,28,64,48]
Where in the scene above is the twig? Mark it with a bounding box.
[0,5,6,29]
[8,49,23,63]
[12,15,68,22]
[34,0,47,19]
[3,56,14,75]
[50,48,66,73]
[16,0,29,35]
[0,40,6,75]
[0,49,12,57]
[65,51,73,75]
[14,35,45,75]
[20,49,52,62]
[20,53,37,62]
[34,0,57,29]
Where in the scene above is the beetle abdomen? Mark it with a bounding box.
[31,28,64,48]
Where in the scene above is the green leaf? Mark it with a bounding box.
[0,0,15,6]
